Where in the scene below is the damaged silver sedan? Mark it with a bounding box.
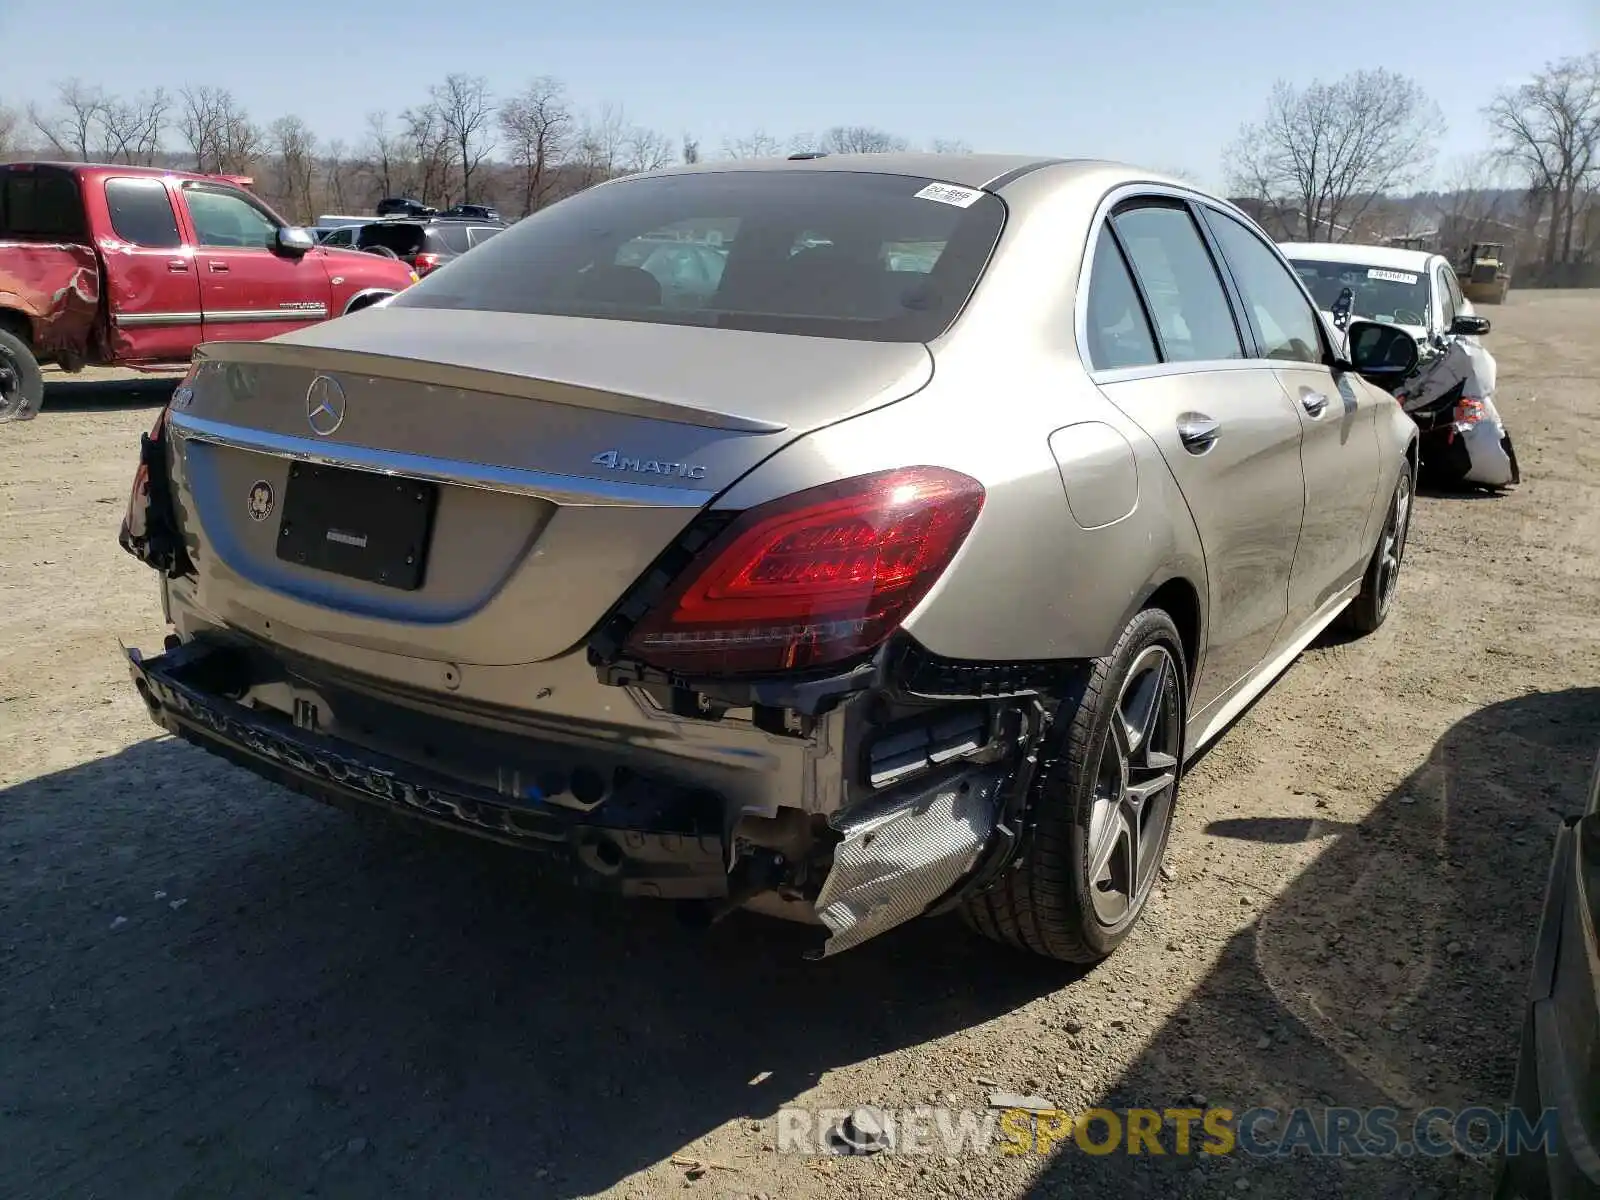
[120,154,1420,962]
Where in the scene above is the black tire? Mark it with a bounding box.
[963,607,1187,963]
[0,326,45,422]
[1343,456,1415,635]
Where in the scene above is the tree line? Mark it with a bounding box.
[1224,53,1600,267]
[2,55,1595,270]
[0,74,961,225]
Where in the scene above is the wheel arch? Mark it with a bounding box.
[341,288,394,316]
[0,306,34,344]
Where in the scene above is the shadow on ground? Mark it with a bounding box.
[3,688,1594,1199]
[1023,685,1600,1199]
[41,374,177,412]
[0,736,1070,1199]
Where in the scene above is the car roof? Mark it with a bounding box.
[1278,242,1438,271]
[625,152,1141,191]
[2,161,251,187]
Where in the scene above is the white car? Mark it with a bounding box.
[1279,242,1480,349]
[1283,242,1516,489]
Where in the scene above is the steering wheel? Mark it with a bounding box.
[1392,308,1423,326]
[364,245,400,259]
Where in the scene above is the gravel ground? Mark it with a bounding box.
[2,294,1598,1200]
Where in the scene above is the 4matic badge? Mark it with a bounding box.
[590,450,708,480]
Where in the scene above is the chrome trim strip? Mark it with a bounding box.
[204,307,328,324]
[167,411,716,508]
[112,311,203,328]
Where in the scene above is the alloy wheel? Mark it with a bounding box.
[1377,468,1413,615]
[1086,644,1182,926]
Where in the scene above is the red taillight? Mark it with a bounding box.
[623,466,985,676]
[414,252,443,275]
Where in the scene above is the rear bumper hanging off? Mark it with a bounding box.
[125,640,729,899]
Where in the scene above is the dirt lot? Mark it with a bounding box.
[2,295,1598,1200]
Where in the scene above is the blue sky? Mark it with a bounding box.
[4,0,1594,189]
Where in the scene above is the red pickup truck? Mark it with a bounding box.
[0,162,417,419]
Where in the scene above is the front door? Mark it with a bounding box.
[176,182,330,344]
[1085,200,1308,712]
[98,176,203,363]
[1198,205,1384,628]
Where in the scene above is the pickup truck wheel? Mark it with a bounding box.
[962,607,1186,963]
[0,328,45,422]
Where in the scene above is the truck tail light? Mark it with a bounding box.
[622,466,985,676]
[414,252,443,275]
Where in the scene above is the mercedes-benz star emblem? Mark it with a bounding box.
[305,375,346,437]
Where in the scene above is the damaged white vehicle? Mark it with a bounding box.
[1286,242,1519,490]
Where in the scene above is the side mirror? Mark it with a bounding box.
[275,226,317,256]
[1450,313,1491,337]
[1343,319,1420,381]
[1331,286,1354,331]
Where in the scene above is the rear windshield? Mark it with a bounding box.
[390,170,1006,342]
[428,224,472,254]
[0,167,88,240]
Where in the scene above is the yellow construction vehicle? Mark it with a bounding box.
[1458,242,1512,305]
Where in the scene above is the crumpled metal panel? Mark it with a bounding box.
[814,766,1005,956]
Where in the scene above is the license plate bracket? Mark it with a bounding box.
[275,463,438,591]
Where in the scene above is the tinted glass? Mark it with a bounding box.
[430,224,472,253]
[104,178,181,248]
[1110,204,1243,363]
[184,187,278,249]
[0,168,86,239]
[1435,267,1457,328]
[466,225,502,248]
[324,227,354,247]
[1443,266,1465,311]
[1084,230,1159,370]
[1204,210,1323,364]
[360,224,427,257]
[392,170,1006,343]
[1289,258,1430,326]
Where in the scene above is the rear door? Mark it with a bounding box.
[1083,197,1307,711]
[174,181,331,343]
[98,176,203,362]
[1198,205,1382,628]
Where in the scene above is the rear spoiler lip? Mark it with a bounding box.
[193,337,790,435]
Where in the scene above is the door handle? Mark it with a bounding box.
[166,259,189,273]
[1176,412,1221,454]
[207,260,229,273]
[1302,391,1330,417]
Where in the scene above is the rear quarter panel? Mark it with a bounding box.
[318,248,415,314]
[0,242,102,359]
[710,164,1208,665]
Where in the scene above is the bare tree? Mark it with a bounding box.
[1225,69,1445,243]
[431,74,494,203]
[498,77,572,216]
[98,88,171,165]
[363,111,398,202]
[1433,152,1515,257]
[323,139,352,214]
[400,102,454,205]
[682,134,700,164]
[0,102,18,160]
[721,130,785,159]
[573,103,630,188]
[620,125,672,175]
[1486,53,1600,265]
[179,85,260,175]
[795,125,910,155]
[930,138,972,154]
[267,116,318,223]
[29,79,107,160]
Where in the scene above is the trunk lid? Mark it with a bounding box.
[168,306,933,666]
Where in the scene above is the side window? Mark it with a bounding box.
[1435,266,1457,330]
[1110,204,1243,363]
[1083,229,1159,370]
[324,227,353,247]
[467,225,502,249]
[1202,209,1324,364]
[104,178,182,249]
[1443,265,1465,312]
[183,187,278,249]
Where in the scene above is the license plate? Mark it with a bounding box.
[275,463,438,591]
